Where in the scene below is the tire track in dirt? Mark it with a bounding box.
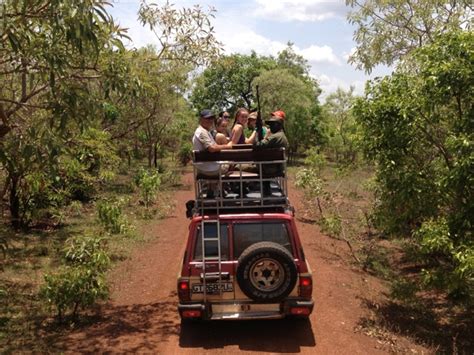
[57,171,428,354]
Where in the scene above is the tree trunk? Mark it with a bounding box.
[9,175,20,228]
[153,143,158,169]
[147,144,153,168]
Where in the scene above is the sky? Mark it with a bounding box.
[107,0,392,100]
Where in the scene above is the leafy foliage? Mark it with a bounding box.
[353,30,473,301]
[63,235,110,271]
[138,0,221,66]
[346,0,473,72]
[320,215,343,238]
[254,68,321,154]
[97,200,129,234]
[178,142,193,166]
[40,265,109,321]
[321,86,360,164]
[134,169,161,208]
[41,234,110,320]
[295,168,324,198]
[190,52,276,111]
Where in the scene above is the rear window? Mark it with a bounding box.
[193,223,229,261]
[233,222,292,258]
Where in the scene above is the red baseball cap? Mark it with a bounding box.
[271,110,286,120]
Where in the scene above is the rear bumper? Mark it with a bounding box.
[178,299,314,321]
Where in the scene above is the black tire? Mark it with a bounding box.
[236,242,297,302]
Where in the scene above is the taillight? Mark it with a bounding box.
[182,310,202,318]
[178,280,190,301]
[299,276,312,298]
[290,307,311,316]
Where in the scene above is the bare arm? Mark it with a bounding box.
[207,141,232,152]
[245,130,257,144]
[231,125,243,144]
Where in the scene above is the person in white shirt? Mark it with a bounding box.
[192,109,232,176]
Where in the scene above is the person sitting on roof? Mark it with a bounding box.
[253,110,289,196]
[247,111,267,142]
[193,109,232,177]
[254,110,288,150]
[213,116,230,144]
[230,108,257,145]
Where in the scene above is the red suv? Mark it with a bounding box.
[178,147,314,320]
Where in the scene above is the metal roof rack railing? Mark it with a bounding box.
[191,147,290,215]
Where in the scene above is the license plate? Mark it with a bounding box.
[192,282,233,294]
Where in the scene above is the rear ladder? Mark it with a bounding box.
[200,169,224,302]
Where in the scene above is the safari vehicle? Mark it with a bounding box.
[178,147,313,320]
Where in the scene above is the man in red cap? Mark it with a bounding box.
[254,110,289,196]
[254,110,289,150]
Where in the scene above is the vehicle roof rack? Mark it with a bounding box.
[191,147,291,216]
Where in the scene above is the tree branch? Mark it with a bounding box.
[4,83,49,117]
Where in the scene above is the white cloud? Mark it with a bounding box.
[297,45,341,65]
[313,73,366,100]
[216,24,287,56]
[214,17,341,65]
[254,0,347,22]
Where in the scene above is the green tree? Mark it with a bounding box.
[322,86,360,163]
[353,30,473,300]
[346,0,473,72]
[277,42,311,78]
[0,0,221,226]
[253,68,322,155]
[0,0,129,226]
[138,0,221,66]
[190,52,276,112]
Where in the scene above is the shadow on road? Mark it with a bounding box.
[358,298,474,353]
[48,300,316,353]
[180,318,316,353]
[48,300,180,353]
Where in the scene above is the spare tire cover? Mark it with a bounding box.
[236,241,297,302]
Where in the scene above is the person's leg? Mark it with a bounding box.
[215,133,228,145]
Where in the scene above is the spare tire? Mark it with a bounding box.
[236,242,297,302]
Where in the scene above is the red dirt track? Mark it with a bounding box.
[58,172,427,354]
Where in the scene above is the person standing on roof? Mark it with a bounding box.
[193,109,232,176]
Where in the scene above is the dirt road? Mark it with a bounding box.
[58,172,427,354]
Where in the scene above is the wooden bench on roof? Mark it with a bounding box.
[192,147,286,163]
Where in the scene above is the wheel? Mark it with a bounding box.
[236,242,297,302]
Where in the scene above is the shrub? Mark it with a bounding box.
[295,168,323,198]
[160,169,180,187]
[63,235,110,271]
[134,169,161,208]
[303,149,326,173]
[178,142,192,166]
[415,218,474,302]
[40,266,108,321]
[97,200,128,234]
[320,214,342,238]
[41,234,111,321]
